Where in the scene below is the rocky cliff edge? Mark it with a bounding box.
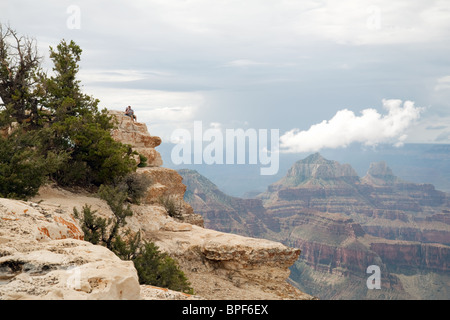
[0,111,314,300]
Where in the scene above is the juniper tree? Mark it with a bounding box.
[0,24,137,197]
[0,24,44,128]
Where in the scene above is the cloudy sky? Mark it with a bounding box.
[2,0,450,153]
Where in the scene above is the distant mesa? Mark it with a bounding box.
[271,152,360,189]
[362,161,402,185]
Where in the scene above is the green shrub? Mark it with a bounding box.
[73,204,106,245]
[97,184,133,250]
[133,242,193,294]
[50,114,137,187]
[0,129,67,199]
[137,154,148,168]
[111,232,141,261]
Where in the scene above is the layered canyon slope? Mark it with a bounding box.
[179,153,450,299]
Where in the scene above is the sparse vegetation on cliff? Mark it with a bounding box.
[74,178,193,294]
[159,195,184,220]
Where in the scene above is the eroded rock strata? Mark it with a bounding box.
[180,153,450,299]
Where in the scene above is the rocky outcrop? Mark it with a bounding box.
[19,185,313,300]
[0,198,83,242]
[182,154,450,299]
[138,167,204,227]
[152,223,310,300]
[109,110,163,167]
[361,161,401,185]
[269,153,360,191]
[109,111,203,226]
[0,111,314,300]
[0,198,140,300]
[140,285,204,300]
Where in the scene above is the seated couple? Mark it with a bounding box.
[125,106,137,121]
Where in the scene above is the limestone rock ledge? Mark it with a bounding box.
[109,110,163,167]
[151,223,311,299]
[0,198,140,300]
[0,184,314,300]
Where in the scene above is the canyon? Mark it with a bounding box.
[179,153,450,299]
[0,111,313,300]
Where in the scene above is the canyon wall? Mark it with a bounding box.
[181,153,450,299]
[0,111,314,300]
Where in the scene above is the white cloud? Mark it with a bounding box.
[280,99,424,153]
[78,69,172,84]
[435,76,450,91]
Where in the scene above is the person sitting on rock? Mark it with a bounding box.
[125,106,137,122]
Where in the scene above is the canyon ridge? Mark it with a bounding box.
[179,153,450,299]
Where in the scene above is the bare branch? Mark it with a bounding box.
[0,23,44,126]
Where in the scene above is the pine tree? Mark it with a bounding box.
[0,24,137,197]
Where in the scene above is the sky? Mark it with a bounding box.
[2,0,450,155]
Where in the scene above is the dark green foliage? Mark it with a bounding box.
[97,184,133,250]
[73,205,106,245]
[111,232,141,261]
[133,242,193,294]
[43,40,137,187]
[137,154,148,168]
[75,177,150,252]
[0,24,44,128]
[74,185,137,256]
[44,39,97,121]
[0,25,137,198]
[51,114,137,186]
[0,128,67,199]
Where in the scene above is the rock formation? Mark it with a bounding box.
[107,111,312,299]
[109,110,163,167]
[0,111,314,300]
[181,154,450,299]
[0,198,140,299]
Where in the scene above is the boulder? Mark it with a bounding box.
[0,198,141,300]
[0,239,140,300]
